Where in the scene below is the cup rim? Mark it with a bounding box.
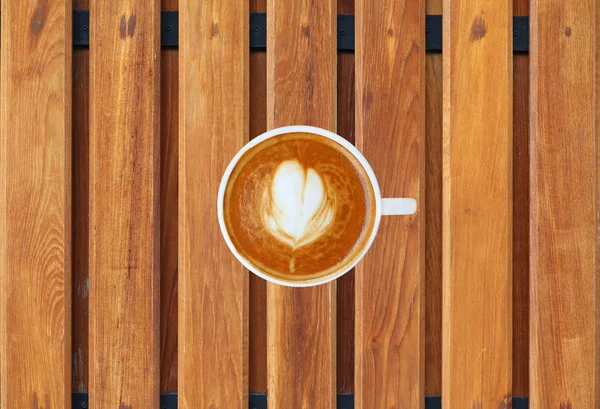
[217,125,383,287]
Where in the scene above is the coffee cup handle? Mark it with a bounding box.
[381,198,417,216]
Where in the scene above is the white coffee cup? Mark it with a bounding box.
[217,125,417,287]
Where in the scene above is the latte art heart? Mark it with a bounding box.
[261,160,335,249]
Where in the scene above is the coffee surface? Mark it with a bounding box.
[223,132,376,281]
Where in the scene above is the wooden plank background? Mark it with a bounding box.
[68,0,536,398]
[355,0,425,408]
[266,0,337,407]
[425,0,532,399]
[0,1,72,408]
[3,0,597,407]
[179,0,249,407]
[442,1,513,409]
[530,0,599,407]
[88,1,160,408]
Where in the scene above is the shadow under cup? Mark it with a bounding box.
[218,127,381,287]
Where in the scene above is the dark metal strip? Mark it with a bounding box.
[72,11,529,52]
[250,12,266,49]
[73,10,89,46]
[72,392,87,409]
[513,15,529,52]
[162,10,179,47]
[513,396,529,409]
[427,396,442,409]
[426,15,443,52]
[73,392,529,409]
[161,392,177,409]
[338,393,353,409]
[337,15,354,51]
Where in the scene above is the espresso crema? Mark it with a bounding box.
[223,132,377,280]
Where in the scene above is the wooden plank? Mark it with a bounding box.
[160,0,179,393]
[336,0,356,394]
[425,0,443,396]
[0,1,72,407]
[354,0,425,406]
[512,0,529,397]
[179,0,249,406]
[249,0,268,393]
[530,0,599,407]
[89,1,160,408]
[442,0,512,408]
[72,0,89,394]
[266,0,336,406]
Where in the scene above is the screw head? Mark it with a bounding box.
[82,25,88,31]
[425,27,430,33]
[254,25,261,32]
[514,30,519,37]
[340,29,346,36]
[81,403,87,409]
[166,25,172,31]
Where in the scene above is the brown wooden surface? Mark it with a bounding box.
[89,1,160,408]
[354,0,425,406]
[0,1,72,407]
[266,0,336,406]
[512,0,529,398]
[530,0,599,407]
[249,0,268,394]
[442,0,512,408]
[425,0,443,397]
[160,0,179,393]
[73,0,89,394]
[336,0,356,395]
[179,0,249,407]
[0,2,549,400]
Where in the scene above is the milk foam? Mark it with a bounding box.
[261,160,334,249]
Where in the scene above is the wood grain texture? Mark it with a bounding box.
[336,0,356,394]
[179,0,249,407]
[512,0,529,397]
[530,0,599,407]
[442,0,512,408]
[355,0,425,406]
[0,0,72,407]
[160,0,179,393]
[72,0,89,394]
[249,0,268,393]
[89,2,160,408]
[425,0,443,397]
[266,0,336,406]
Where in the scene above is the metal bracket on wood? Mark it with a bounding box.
[513,16,529,52]
[162,11,179,47]
[72,11,529,53]
[72,392,529,409]
[73,10,89,46]
[425,15,443,51]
